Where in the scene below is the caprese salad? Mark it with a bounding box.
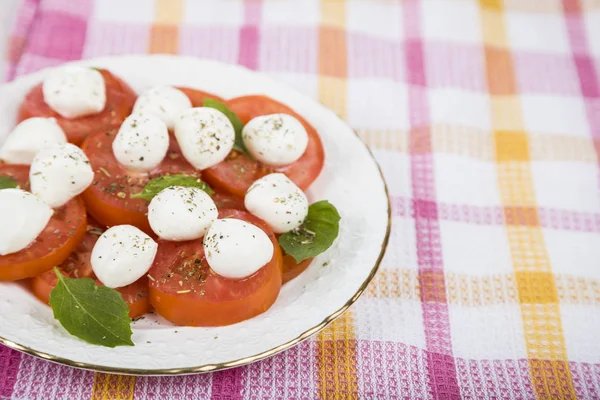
[0,66,340,347]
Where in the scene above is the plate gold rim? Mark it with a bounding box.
[0,58,392,375]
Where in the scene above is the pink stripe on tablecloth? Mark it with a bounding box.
[241,340,317,399]
[563,0,600,199]
[38,0,93,18]
[347,32,404,81]
[357,341,431,399]
[0,346,22,399]
[573,55,600,99]
[13,53,66,77]
[9,0,41,38]
[569,361,600,399]
[513,51,582,96]
[5,0,41,81]
[424,41,486,92]
[455,358,535,398]
[243,0,262,25]
[404,0,460,398]
[258,26,318,74]
[134,374,212,400]
[26,10,88,60]
[391,196,600,233]
[179,26,240,64]
[238,27,260,70]
[238,0,262,70]
[83,21,150,58]
[210,367,245,400]
[10,354,95,400]
[563,1,599,100]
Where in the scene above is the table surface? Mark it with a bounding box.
[1,0,600,399]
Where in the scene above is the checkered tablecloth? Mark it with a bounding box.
[2,0,600,399]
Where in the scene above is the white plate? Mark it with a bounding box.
[0,55,390,375]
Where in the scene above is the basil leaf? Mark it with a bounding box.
[131,174,214,201]
[279,200,341,263]
[0,176,18,190]
[202,98,251,157]
[49,268,134,348]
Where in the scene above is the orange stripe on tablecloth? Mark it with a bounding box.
[316,310,359,400]
[356,127,599,162]
[317,0,347,120]
[478,1,576,398]
[317,2,355,399]
[148,0,183,54]
[365,269,600,306]
[91,373,135,400]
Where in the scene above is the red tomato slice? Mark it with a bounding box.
[0,165,87,281]
[109,277,150,319]
[148,209,283,326]
[80,129,199,235]
[203,95,325,197]
[31,222,100,304]
[176,87,224,107]
[31,221,150,319]
[17,69,136,145]
[211,189,246,211]
[282,254,314,284]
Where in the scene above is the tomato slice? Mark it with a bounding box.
[31,221,150,318]
[0,165,87,281]
[148,209,283,326]
[17,69,136,145]
[203,95,325,197]
[80,129,199,234]
[282,255,314,284]
[31,223,99,303]
[211,189,246,211]
[175,87,224,107]
[110,277,150,319]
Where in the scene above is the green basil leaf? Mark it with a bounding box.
[0,176,18,190]
[202,98,251,157]
[279,200,341,263]
[49,268,134,348]
[131,174,213,201]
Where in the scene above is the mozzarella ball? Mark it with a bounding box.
[112,112,169,172]
[132,86,192,130]
[148,186,218,241]
[91,225,158,288]
[244,173,308,233]
[173,107,235,170]
[242,114,309,166]
[42,66,106,119]
[30,143,94,208]
[0,189,53,256]
[0,118,67,165]
[204,218,274,279]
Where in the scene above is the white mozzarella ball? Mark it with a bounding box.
[132,86,192,130]
[42,66,106,119]
[148,186,218,241]
[0,118,67,165]
[29,143,94,208]
[0,189,53,256]
[112,112,169,172]
[173,107,235,170]
[244,173,308,233]
[242,114,309,166]
[204,218,274,279]
[91,225,158,288]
